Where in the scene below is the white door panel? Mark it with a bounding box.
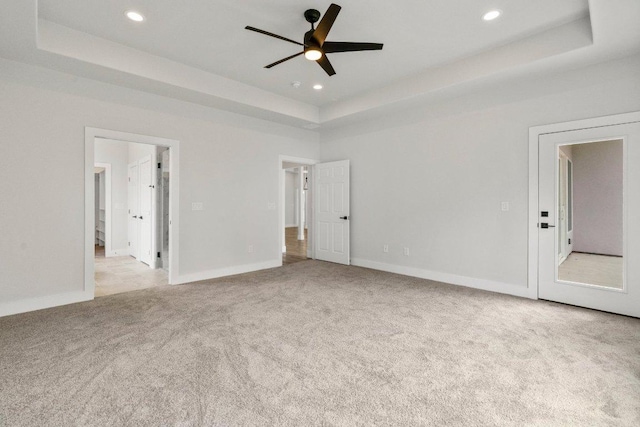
[128,162,139,259]
[539,122,640,317]
[139,156,153,266]
[315,160,350,265]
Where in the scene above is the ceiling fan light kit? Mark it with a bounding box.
[304,48,323,61]
[245,3,383,76]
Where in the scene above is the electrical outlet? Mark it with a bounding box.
[191,202,203,211]
[248,245,254,253]
[501,202,510,212]
[267,202,276,210]
[383,244,389,253]
[403,247,410,256]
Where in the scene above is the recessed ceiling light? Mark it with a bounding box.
[482,10,502,21]
[313,84,323,90]
[125,11,145,22]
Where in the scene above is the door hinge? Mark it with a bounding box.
[158,162,161,169]
[157,252,161,258]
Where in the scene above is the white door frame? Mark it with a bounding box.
[94,162,112,256]
[566,156,574,257]
[528,111,640,299]
[558,150,568,264]
[279,155,319,263]
[85,128,180,297]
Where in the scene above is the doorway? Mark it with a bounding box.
[84,128,180,300]
[93,163,110,255]
[93,139,171,296]
[556,140,623,288]
[281,157,316,265]
[529,114,640,317]
[283,165,309,264]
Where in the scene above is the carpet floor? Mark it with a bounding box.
[1,261,639,426]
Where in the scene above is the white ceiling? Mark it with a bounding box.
[38,0,589,106]
[1,1,639,129]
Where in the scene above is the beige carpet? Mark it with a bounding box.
[1,261,639,426]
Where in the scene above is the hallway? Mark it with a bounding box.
[283,227,308,265]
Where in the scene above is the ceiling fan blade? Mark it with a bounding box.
[316,55,336,76]
[245,26,304,46]
[312,4,341,46]
[322,41,383,53]
[265,52,304,68]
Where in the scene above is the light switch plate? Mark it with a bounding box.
[501,202,510,212]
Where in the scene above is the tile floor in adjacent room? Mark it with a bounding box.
[94,246,168,297]
[558,252,623,289]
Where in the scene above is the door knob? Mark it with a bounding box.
[132,215,138,219]
[339,216,349,220]
[139,216,143,220]
[540,223,555,228]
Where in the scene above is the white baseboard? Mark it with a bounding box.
[0,289,94,318]
[351,258,534,299]
[107,248,128,257]
[176,259,282,285]
[285,223,298,228]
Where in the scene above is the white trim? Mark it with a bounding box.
[0,290,93,318]
[279,155,319,263]
[176,260,281,285]
[351,258,532,299]
[528,111,640,300]
[86,127,180,294]
[94,162,112,256]
[285,223,298,228]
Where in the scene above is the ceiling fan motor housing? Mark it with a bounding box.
[304,9,321,24]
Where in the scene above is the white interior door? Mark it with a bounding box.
[315,160,350,265]
[139,155,153,266]
[128,162,140,259]
[539,122,640,317]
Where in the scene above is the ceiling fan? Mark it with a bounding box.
[245,3,383,76]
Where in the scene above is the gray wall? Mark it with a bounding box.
[572,140,624,256]
[320,54,640,288]
[0,58,319,306]
[95,139,129,254]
